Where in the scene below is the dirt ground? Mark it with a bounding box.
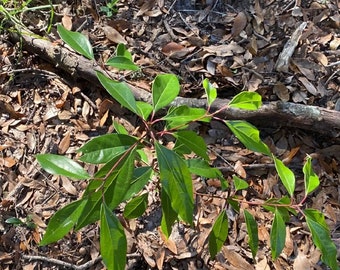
[0,0,340,269]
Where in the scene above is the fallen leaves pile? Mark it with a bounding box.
[0,0,339,269]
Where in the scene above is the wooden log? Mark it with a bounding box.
[9,32,340,138]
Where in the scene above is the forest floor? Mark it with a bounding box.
[0,0,340,269]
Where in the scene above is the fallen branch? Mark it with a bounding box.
[9,32,340,138]
[22,254,102,270]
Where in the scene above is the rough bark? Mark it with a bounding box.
[9,32,340,138]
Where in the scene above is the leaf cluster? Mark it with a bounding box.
[36,25,339,270]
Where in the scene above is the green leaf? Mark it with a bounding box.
[96,71,137,114]
[78,134,138,164]
[112,120,129,135]
[228,91,262,110]
[273,156,295,197]
[136,101,153,120]
[57,24,94,60]
[244,210,258,259]
[100,203,127,270]
[122,166,152,201]
[161,188,178,238]
[36,154,90,179]
[5,217,23,225]
[116,43,132,59]
[186,159,228,190]
[233,175,249,191]
[304,209,338,270]
[163,106,210,128]
[203,78,217,106]
[124,193,148,219]
[155,142,194,225]
[174,130,209,160]
[76,150,136,229]
[228,197,240,213]
[209,210,228,259]
[106,56,139,71]
[225,120,271,156]
[270,208,286,260]
[303,155,320,195]
[40,199,87,245]
[152,74,180,112]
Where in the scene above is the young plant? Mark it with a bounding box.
[36,25,339,270]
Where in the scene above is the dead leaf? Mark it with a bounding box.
[62,14,73,30]
[273,83,290,101]
[203,42,245,57]
[135,0,157,17]
[234,160,247,178]
[231,12,247,38]
[61,176,78,195]
[103,26,127,44]
[58,131,70,154]
[222,246,255,270]
[298,77,318,96]
[155,248,165,270]
[311,52,328,66]
[330,37,340,50]
[293,249,311,270]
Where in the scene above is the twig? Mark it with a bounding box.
[326,60,340,67]
[22,254,102,270]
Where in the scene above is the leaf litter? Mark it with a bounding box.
[0,0,340,269]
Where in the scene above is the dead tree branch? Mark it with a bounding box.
[9,32,340,138]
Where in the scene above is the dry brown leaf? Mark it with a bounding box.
[231,12,247,38]
[135,0,156,17]
[311,52,328,66]
[0,157,16,168]
[298,77,318,96]
[222,246,255,270]
[329,36,340,50]
[33,90,42,104]
[234,160,247,178]
[203,42,245,57]
[100,109,109,127]
[61,176,78,195]
[155,248,165,270]
[273,82,290,101]
[62,15,73,30]
[161,42,194,59]
[58,131,70,154]
[103,26,127,44]
[293,249,311,270]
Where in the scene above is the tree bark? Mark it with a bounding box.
[9,32,340,138]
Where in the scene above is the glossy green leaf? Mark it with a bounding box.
[233,175,249,191]
[203,78,217,106]
[113,120,129,135]
[303,155,320,195]
[116,43,132,59]
[244,210,258,259]
[36,154,90,179]
[273,156,295,197]
[78,133,138,164]
[96,71,137,114]
[122,166,152,201]
[155,142,194,225]
[263,197,297,217]
[40,199,87,245]
[228,197,240,213]
[228,91,262,110]
[161,188,178,238]
[152,74,180,112]
[136,101,153,120]
[124,193,148,219]
[209,210,228,259]
[163,106,210,126]
[100,203,127,270]
[5,217,23,225]
[57,24,94,60]
[174,130,209,160]
[270,208,286,260]
[304,209,338,270]
[106,56,139,71]
[225,120,271,156]
[76,150,136,229]
[186,159,228,190]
